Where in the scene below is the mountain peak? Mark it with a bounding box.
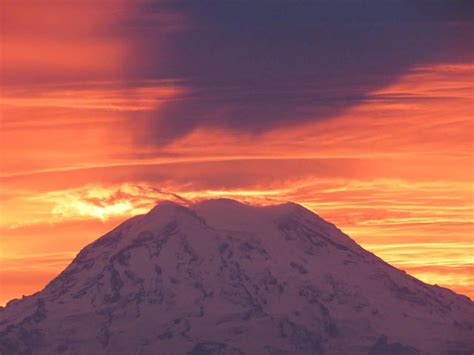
[147,199,191,215]
[145,198,302,217]
[0,198,473,354]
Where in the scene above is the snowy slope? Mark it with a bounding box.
[0,199,473,355]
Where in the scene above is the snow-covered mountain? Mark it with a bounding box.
[1,199,473,354]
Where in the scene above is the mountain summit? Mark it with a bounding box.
[0,199,473,354]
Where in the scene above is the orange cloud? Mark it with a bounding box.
[0,0,132,83]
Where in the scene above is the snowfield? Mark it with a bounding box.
[0,199,473,354]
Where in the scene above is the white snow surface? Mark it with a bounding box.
[0,199,473,355]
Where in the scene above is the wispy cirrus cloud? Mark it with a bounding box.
[0,80,183,113]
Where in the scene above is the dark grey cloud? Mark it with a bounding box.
[16,0,474,146]
[123,0,473,145]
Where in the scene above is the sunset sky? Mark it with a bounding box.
[0,0,473,306]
